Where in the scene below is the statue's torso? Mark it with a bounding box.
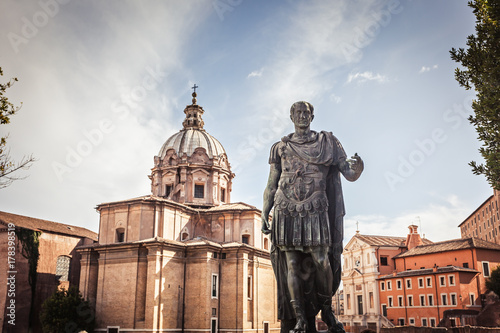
[275,142,330,214]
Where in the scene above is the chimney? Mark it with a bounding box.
[406,224,423,250]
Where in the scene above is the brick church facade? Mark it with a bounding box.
[78,92,279,333]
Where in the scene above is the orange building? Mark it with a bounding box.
[378,236,500,327]
[459,189,500,244]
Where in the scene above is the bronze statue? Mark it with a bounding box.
[262,101,363,333]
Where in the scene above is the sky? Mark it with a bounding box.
[0,0,493,244]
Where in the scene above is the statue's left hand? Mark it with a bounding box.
[261,216,271,235]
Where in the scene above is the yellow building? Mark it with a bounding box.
[78,92,278,333]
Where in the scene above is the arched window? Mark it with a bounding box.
[55,255,71,282]
[181,232,189,241]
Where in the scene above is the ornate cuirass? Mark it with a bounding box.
[275,145,330,216]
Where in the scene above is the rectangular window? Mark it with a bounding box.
[380,256,388,266]
[406,279,412,289]
[165,184,173,197]
[380,282,385,291]
[212,274,218,298]
[422,318,428,327]
[388,296,393,307]
[439,276,446,287]
[220,188,226,202]
[418,277,424,288]
[409,318,415,326]
[408,295,413,307]
[398,318,405,326]
[382,304,387,316]
[469,293,475,305]
[397,280,402,290]
[357,295,363,315]
[482,261,490,277]
[194,184,205,198]
[426,277,432,287]
[430,318,436,327]
[428,295,434,306]
[449,275,455,286]
[211,319,217,333]
[242,235,249,244]
[441,294,447,306]
[116,229,125,243]
[420,295,425,306]
[397,296,403,307]
[264,322,269,333]
[247,276,253,299]
[463,262,469,268]
[451,293,457,306]
[387,281,392,290]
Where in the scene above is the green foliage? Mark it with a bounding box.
[485,265,500,297]
[15,228,41,330]
[0,66,21,125]
[0,66,35,188]
[450,0,500,190]
[40,286,95,333]
[15,228,40,288]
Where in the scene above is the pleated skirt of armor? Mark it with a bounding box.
[271,207,331,248]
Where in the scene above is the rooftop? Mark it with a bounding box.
[394,237,500,258]
[351,233,433,248]
[378,265,479,279]
[0,211,98,241]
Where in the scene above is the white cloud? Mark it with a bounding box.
[247,69,263,78]
[346,71,389,84]
[419,64,438,74]
[330,94,342,104]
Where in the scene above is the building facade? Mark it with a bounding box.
[340,227,433,333]
[78,92,278,333]
[0,211,97,333]
[459,189,500,245]
[378,237,500,327]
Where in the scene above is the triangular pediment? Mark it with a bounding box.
[344,235,370,252]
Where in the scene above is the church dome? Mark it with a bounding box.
[150,88,233,208]
[158,128,226,160]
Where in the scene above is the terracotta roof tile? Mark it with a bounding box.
[205,202,259,212]
[0,211,97,241]
[378,265,479,279]
[394,237,500,258]
[353,234,433,247]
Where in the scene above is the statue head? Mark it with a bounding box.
[290,101,314,128]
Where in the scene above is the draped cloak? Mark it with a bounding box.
[268,131,347,320]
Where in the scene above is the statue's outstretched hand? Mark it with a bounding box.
[348,153,364,173]
[261,216,271,235]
